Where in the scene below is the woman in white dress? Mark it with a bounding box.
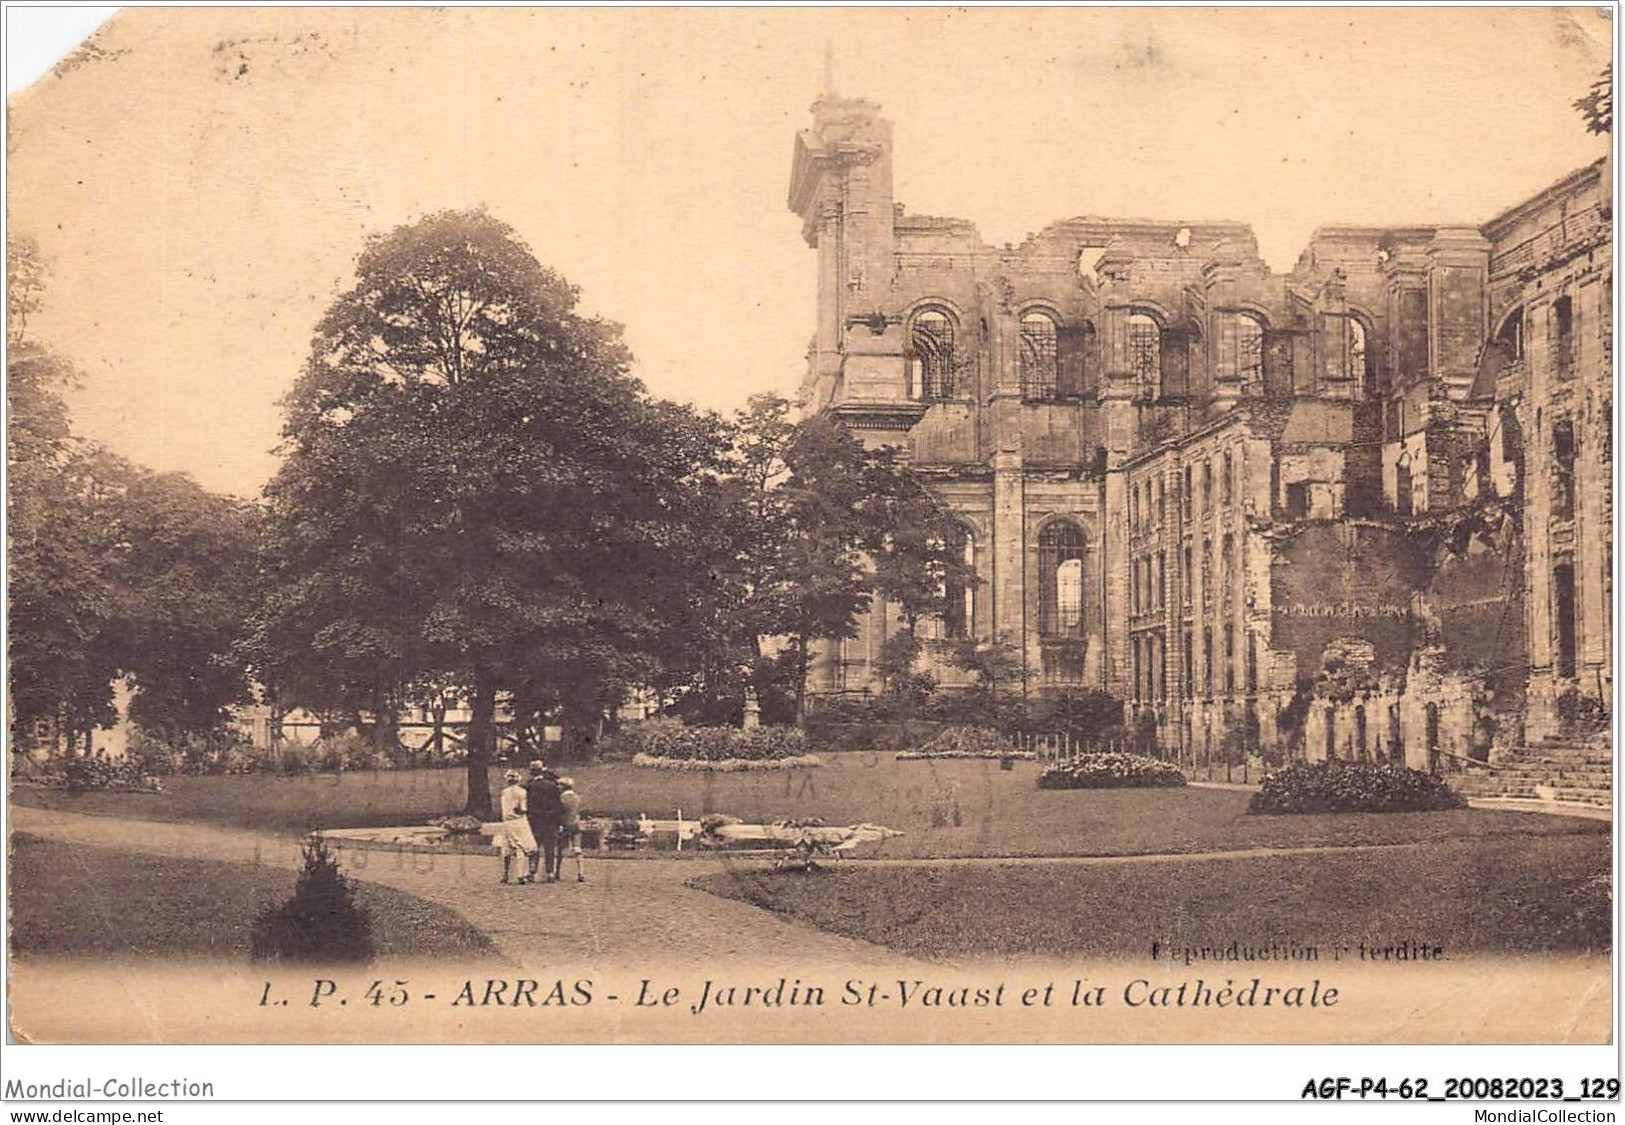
[498,769,539,884]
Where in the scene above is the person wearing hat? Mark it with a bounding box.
[525,759,564,883]
[553,777,584,882]
[497,769,538,884]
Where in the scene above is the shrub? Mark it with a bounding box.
[29,751,157,792]
[1247,760,1467,815]
[897,725,1030,760]
[1037,752,1187,790]
[250,837,373,963]
[125,727,184,776]
[603,717,806,763]
[123,726,259,776]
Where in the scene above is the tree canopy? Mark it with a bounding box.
[1575,64,1613,135]
[251,209,734,814]
[8,235,258,750]
[716,393,975,720]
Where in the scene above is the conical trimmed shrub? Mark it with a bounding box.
[251,837,373,963]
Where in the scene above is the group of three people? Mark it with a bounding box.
[497,760,583,884]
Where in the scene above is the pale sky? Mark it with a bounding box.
[7,7,1612,498]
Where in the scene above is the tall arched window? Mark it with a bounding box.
[1019,310,1060,400]
[1495,308,1525,362]
[1038,521,1087,638]
[1221,450,1234,506]
[1233,313,1265,394]
[1128,313,1162,397]
[1346,317,1371,398]
[909,309,957,401]
[940,525,976,640]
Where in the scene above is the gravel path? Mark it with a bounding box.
[7,806,902,970]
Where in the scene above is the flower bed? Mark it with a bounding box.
[896,725,1032,761]
[1036,753,1187,790]
[1248,761,1467,815]
[632,752,821,772]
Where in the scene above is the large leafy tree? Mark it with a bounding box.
[721,393,974,720]
[252,209,732,815]
[9,236,256,751]
[8,234,125,749]
[112,470,261,737]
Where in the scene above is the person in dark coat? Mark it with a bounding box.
[524,760,564,883]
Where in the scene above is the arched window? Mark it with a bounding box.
[909,309,957,401]
[940,526,975,640]
[1128,313,1162,397]
[1220,533,1235,606]
[1235,313,1265,394]
[1495,308,1525,362]
[1221,450,1234,506]
[1346,317,1371,397]
[1183,466,1193,521]
[1019,310,1060,401]
[1038,521,1087,638]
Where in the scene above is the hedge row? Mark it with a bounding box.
[1248,761,1467,815]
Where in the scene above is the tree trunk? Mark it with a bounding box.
[793,634,810,728]
[463,669,496,818]
[430,700,446,760]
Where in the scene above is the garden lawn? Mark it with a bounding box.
[691,835,1613,960]
[8,833,499,961]
[12,758,1608,859]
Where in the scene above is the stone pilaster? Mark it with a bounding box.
[1426,227,1492,401]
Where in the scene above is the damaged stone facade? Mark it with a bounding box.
[787,94,1611,781]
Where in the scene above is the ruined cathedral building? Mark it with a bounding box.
[788,95,1612,804]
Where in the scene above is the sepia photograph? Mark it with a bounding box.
[3,4,1617,1062]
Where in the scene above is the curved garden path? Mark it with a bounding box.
[11,797,1608,970]
[7,805,905,970]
